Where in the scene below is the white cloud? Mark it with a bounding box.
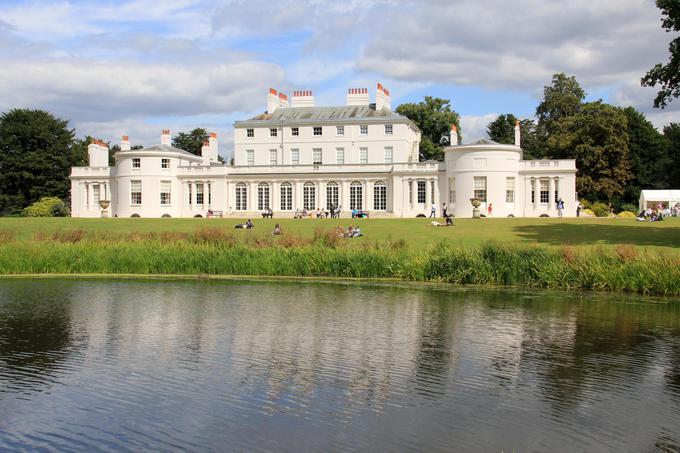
[460,114,497,142]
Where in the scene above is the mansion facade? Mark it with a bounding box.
[70,84,577,218]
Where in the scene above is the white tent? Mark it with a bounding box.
[639,190,680,211]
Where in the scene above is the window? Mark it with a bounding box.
[336,148,344,164]
[160,180,171,205]
[247,128,254,138]
[506,177,515,203]
[531,180,536,203]
[270,128,277,137]
[431,180,435,204]
[291,148,299,165]
[360,147,368,164]
[291,127,299,136]
[313,148,322,165]
[336,125,344,136]
[196,183,204,205]
[188,184,192,205]
[417,180,426,204]
[449,177,456,203]
[360,125,368,135]
[132,158,140,169]
[161,158,170,169]
[246,149,254,166]
[313,126,322,136]
[326,181,339,210]
[303,182,316,210]
[130,180,142,205]
[554,179,559,204]
[350,181,363,210]
[384,124,393,135]
[374,181,387,210]
[269,149,277,166]
[540,179,549,203]
[473,177,487,202]
[257,182,270,210]
[384,146,393,163]
[235,183,247,210]
[280,182,292,211]
[408,180,413,204]
[92,184,100,202]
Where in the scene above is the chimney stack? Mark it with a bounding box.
[291,90,315,107]
[278,91,289,109]
[450,124,459,146]
[161,129,171,146]
[346,87,369,106]
[120,135,131,151]
[375,83,391,111]
[202,132,218,165]
[267,88,280,113]
[514,120,521,147]
[88,138,109,167]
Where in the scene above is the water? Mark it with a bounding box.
[1,279,680,452]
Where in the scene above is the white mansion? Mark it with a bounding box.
[70,84,577,218]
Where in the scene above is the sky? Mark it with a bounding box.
[0,0,678,159]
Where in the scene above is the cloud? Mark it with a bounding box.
[460,114,497,142]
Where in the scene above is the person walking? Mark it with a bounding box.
[442,202,448,218]
[430,202,436,218]
[576,200,581,217]
[557,198,564,218]
[487,203,493,217]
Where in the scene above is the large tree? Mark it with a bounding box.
[665,123,680,187]
[642,0,680,108]
[536,73,586,135]
[0,109,86,215]
[396,97,461,161]
[171,128,209,156]
[486,114,547,159]
[548,101,632,203]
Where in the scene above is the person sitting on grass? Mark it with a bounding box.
[272,223,282,235]
[345,226,354,237]
[430,216,453,227]
[234,219,254,229]
[351,226,363,238]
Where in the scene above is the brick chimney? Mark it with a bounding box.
[203,132,218,165]
[161,129,171,146]
[88,139,109,167]
[375,83,391,111]
[346,87,369,106]
[291,90,315,107]
[267,88,280,113]
[120,135,131,151]
[278,91,289,109]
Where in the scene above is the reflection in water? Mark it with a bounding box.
[0,279,680,451]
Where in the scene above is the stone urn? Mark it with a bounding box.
[99,200,110,218]
[470,198,481,218]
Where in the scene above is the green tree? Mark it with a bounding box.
[486,114,546,159]
[171,128,209,156]
[549,101,632,203]
[665,123,680,187]
[642,0,680,108]
[622,107,670,203]
[0,109,86,215]
[536,73,586,135]
[486,113,517,144]
[396,97,461,161]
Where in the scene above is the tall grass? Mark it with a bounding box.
[1,227,679,296]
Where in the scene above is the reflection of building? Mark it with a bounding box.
[70,85,577,218]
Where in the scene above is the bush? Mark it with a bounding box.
[581,208,595,217]
[590,202,611,217]
[22,197,69,217]
[619,203,638,214]
[617,211,637,218]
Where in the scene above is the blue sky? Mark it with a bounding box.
[0,0,677,158]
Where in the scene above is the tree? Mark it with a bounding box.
[622,107,670,203]
[396,97,461,161]
[549,101,632,203]
[486,114,547,159]
[0,109,86,215]
[642,0,680,108]
[665,123,680,187]
[171,128,209,156]
[486,113,517,144]
[536,73,586,135]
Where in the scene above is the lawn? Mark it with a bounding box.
[1,216,679,249]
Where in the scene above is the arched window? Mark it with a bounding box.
[326,181,339,210]
[303,181,316,210]
[235,182,247,211]
[373,181,387,210]
[280,182,292,211]
[257,182,270,210]
[350,181,363,210]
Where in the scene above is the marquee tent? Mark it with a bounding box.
[639,190,680,211]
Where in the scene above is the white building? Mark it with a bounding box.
[70,84,577,218]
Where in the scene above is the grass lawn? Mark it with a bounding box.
[1,216,679,250]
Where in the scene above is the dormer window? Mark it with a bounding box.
[132,158,141,168]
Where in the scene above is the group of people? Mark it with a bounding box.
[637,203,680,222]
[335,225,363,238]
[293,205,342,219]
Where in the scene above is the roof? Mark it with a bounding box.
[639,190,680,200]
[124,144,202,159]
[463,138,502,146]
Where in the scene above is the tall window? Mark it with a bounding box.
[196,183,204,205]
[350,181,363,210]
[554,179,559,203]
[130,180,142,205]
[417,180,426,204]
[374,181,387,210]
[291,148,299,165]
[449,177,456,203]
[270,128,277,137]
[313,148,322,165]
[303,182,316,210]
[258,182,270,210]
[188,184,192,205]
[540,179,549,203]
[313,126,322,136]
[235,183,247,210]
[246,149,254,165]
[360,147,368,164]
[280,182,292,211]
[473,177,487,202]
[506,177,515,203]
[336,148,344,164]
[269,149,277,166]
[326,181,339,210]
[132,158,141,168]
[360,125,368,135]
[384,146,393,163]
[531,180,536,203]
[160,181,171,205]
[161,158,170,169]
[291,127,299,136]
[336,126,344,136]
[246,128,254,138]
[92,184,100,202]
[384,124,393,135]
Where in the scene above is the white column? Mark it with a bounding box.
[410,179,417,209]
[548,177,554,210]
[84,183,90,209]
[532,178,537,209]
[250,181,256,211]
[424,179,430,209]
[433,178,440,211]
[271,181,277,212]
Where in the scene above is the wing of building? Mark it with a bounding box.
[70,84,577,218]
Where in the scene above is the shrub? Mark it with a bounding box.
[22,197,69,217]
[590,202,610,217]
[619,203,638,214]
[617,211,636,218]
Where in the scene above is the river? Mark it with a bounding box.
[1,279,679,452]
